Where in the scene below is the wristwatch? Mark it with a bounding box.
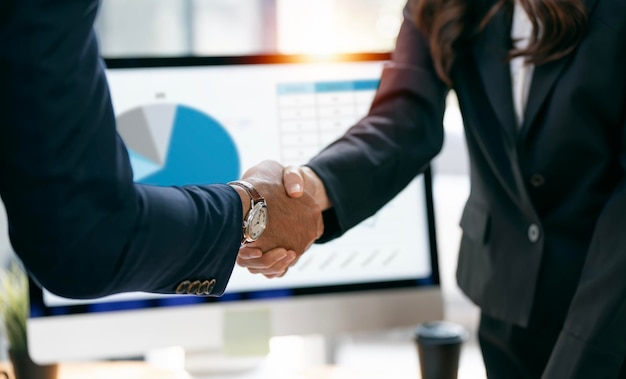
[228,180,268,244]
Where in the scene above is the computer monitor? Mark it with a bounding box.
[26,53,443,370]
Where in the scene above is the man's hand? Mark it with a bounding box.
[239,160,323,256]
[235,162,332,278]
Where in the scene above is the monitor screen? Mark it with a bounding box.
[26,53,442,368]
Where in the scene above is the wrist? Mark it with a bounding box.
[229,184,251,220]
[228,180,269,244]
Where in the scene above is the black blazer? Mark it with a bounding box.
[0,1,241,298]
[309,0,626,377]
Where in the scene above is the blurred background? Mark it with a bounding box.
[95,0,407,57]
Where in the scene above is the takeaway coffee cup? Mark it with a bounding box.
[415,321,469,379]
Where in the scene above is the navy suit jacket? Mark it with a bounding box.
[0,1,241,298]
[309,0,626,377]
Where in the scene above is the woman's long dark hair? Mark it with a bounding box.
[413,0,588,85]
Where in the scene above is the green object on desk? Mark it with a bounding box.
[223,308,272,356]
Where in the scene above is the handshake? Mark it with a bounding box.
[230,160,332,278]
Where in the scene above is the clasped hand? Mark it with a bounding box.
[236,161,328,278]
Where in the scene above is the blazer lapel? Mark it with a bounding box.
[519,0,600,139]
[468,2,526,204]
[472,4,518,145]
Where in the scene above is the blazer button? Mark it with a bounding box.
[530,174,545,188]
[175,280,191,294]
[204,279,217,295]
[528,224,540,243]
[187,280,202,295]
[198,280,211,295]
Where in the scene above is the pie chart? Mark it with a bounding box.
[116,104,240,186]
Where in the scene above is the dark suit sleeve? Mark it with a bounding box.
[542,117,626,378]
[0,0,241,298]
[307,5,448,241]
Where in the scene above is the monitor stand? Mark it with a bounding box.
[142,305,372,376]
[145,335,336,377]
[145,307,273,376]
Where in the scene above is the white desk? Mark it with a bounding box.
[183,328,485,379]
[0,361,186,379]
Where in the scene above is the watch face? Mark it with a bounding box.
[246,203,268,241]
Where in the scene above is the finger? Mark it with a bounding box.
[283,165,304,198]
[237,246,263,259]
[265,268,289,279]
[246,251,297,276]
[270,250,297,273]
[263,251,299,278]
[236,248,289,269]
[265,251,302,279]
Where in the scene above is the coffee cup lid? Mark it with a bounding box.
[415,321,469,345]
